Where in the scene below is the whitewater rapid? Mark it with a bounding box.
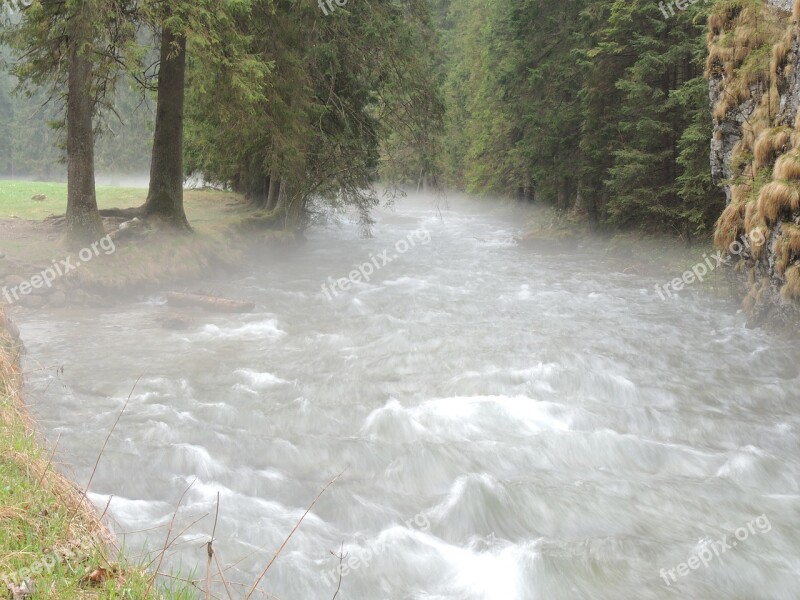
[18,193,800,599]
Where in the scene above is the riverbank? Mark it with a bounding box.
[516,202,800,329]
[0,182,289,598]
[0,182,753,315]
[0,182,297,309]
[518,205,735,295]
[14,193,798,599]
[0,308,193,598]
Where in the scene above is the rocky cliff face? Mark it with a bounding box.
[709,0,800,326]
[770,0,794,11]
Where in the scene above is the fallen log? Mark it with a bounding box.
[164,292,256,313]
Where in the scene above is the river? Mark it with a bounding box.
[17,193,800,599]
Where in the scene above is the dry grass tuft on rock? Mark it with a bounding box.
[774,223,800,275]
[774,149,800,180]
[781,263,800,299]
[756,180,800,223]
[754,127,792,170]
[715,200,747,249]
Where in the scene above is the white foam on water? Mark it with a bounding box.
[383,524,525,600]
[234,368,288,388]
[87,493,173,529]
[381,276,431,290]
[360,396,572,447]
[437,542,523,600]
[416,395,572,434]
[171,443,227,478]
[138,403,197,423]
[361,399,427,442]
[256,468,286,481]
[198,319,286,341]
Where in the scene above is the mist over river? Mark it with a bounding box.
[16,193,800,599]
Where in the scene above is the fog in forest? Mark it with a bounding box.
[1,0,800,599]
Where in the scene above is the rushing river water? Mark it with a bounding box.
[16,193,800,599]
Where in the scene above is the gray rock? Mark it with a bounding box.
[159,315,195,330]
[4,318,20,341]
[768,0,792,11]
[47,290,67,308]
[21,294,45,308]
[3,275,26,287]
[71,289,90,304]
[29,281,56,296]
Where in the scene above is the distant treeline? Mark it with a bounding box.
[433,0,725,238]
[0,55,154,180]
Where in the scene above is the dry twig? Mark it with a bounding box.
[245,471,343,599]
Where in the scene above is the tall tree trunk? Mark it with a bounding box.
[275,179,288,213]
[266,169,281,211]
[144,28,190,228]
[65,0,103,247]
[275,180,306,230]
[259,175,269,207]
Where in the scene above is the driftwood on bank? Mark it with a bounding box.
[164,292,255,313]
[98,206,145,219]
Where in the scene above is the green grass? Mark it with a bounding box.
[0,331,196,599]
[0,180,252,288]
[0,180,249,229]
[0,180,146,221]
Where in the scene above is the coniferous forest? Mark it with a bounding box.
[3,2,800,599]
[0,0,721,238]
